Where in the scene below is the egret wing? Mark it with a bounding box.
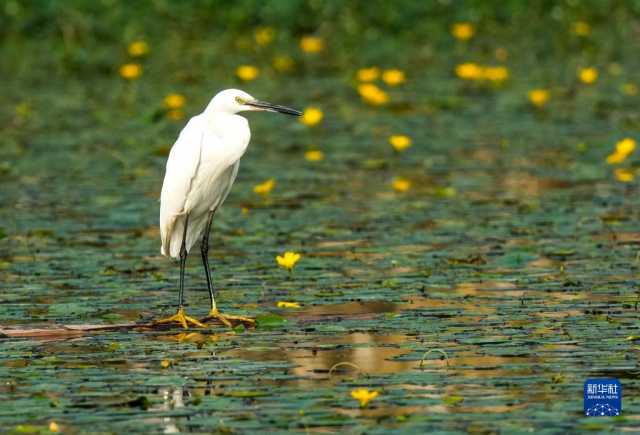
[218,160,240,208]
[159,116,205,256]
[181,161,240,252]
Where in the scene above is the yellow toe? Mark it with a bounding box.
[205,309,255,328]
[153,307,204,329]
[183,314,206,328]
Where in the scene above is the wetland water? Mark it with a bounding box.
[2,2,640,433]
[2,128,638,432]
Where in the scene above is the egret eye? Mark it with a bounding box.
[235,96,246,105]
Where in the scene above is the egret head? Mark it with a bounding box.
[207,89,302,116]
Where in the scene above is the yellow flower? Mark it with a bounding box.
[382,69,405,86]
[163,93,186,110]
[392,177,411,192]
[615,168,635,182]
[255,26,274,46]
[456,63,509,82]
[49,421,60,433]
[253,178,275,195]
[161,359,171,368]
[451,22,475,40]
[622,83,638,96]
[572,21,591,36]
[241,207,250,216]
[351,388,379,408]
[579,67,598,84]
[119,63,142,80]
[528,89,550,108]
[607,138,636,164]
[305,150,324,161]
[616,137,636,155]
[236,65,259,81]
[276,251,301,272]
[357,83,389,105]
[607,152,626,164]
[277,301,301,308]
[273,55,294,72]
[389,135,412,152]
[127,40,149,57]
[166,109,184,121]
[482,66,509,82]
[300,36,324,53]
[455,62,483,80]
[300,106,323,126]
[357,67,380,82]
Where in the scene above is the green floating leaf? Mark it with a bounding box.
[498,251,538,268]
[442,395,464,406]
[580,422,607,431]
[11,425,45,434]
[434,186,457,198]
[226,390,271,398]
[256,313,288,329]
[361,159,387,170]
[381,279,400,288]
[48,302,95,317]
[447,255,487,265]
[27,228,54,238]
[546,249,576,258]
[315,290,344,298]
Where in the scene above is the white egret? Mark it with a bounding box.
[156,89,301,328]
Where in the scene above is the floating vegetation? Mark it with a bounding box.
[1,1,640,433]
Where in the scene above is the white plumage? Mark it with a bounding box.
[154,88,301,328]
[160,89,252,259]
[159,88,301,261]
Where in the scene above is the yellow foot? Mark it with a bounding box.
[153,307,206,329]
[203,309,256,328]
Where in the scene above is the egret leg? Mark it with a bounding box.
[155,215,205,329]
[201,209,217,312]
[178,216,188,307]
[200,209,255,328]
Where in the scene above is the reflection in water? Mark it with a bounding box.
[292,300,400,325]
[223,286,540,384]
[420,351,539,379]
[335,402,528,418]
[225,332,419,383]
[499,169,574,198]
[224,301,420,383]
[156,332,220,345]
[146,388,184,434]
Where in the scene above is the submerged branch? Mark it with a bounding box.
[0,318,233,340]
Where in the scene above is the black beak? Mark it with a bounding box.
[246,100,302,116]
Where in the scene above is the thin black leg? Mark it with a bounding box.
[201,209,216,310]
[178,214,189,307]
